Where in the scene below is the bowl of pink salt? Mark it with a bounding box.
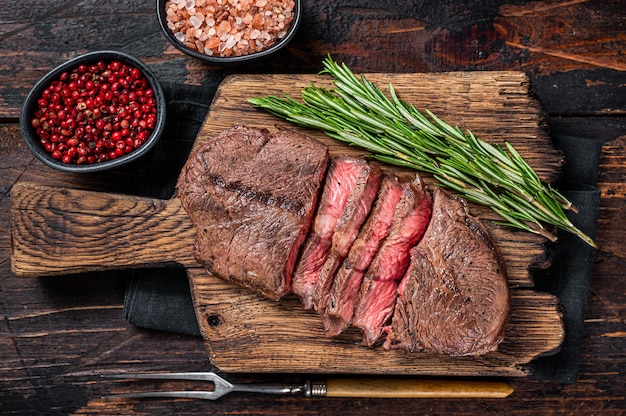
[157,0,301,64]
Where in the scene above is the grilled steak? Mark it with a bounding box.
[322,175,404,336]
[352,175,432,346]
[311,160,382,312]
[176,126,329,301]
[292,156,377,309]
[178,125,509,356]
[383,188,509,356]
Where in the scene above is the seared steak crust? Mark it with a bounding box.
[176,126,329,301]
[383,188,509,356]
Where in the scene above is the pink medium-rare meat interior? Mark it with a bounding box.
[321,174,404,336]
[311,160,382,312]
[352,175,432,346]
[292,156,376,309]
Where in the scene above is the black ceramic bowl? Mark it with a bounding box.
[157,0,302,64]
[20,51,166,173]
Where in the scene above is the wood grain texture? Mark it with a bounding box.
[497,1,626,74]
[10,182,196,277]
[189,268,563,376]
[323,378,514,398]
[596,136,626,258]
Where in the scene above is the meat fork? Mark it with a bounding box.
[102,371,514,400]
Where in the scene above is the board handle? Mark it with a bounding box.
[323,378,514,398]
[10,181,197,277]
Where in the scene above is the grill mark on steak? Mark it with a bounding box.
[292,156,370,310]
[311,160,382,312]
[382,188,509,356]
[352,175,432,346]
[198,166,306,216]
[321,174,404,337]
[177,126,329,301]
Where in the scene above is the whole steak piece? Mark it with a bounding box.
[383,188,509,356]
[352,175,432,346]
[176,126,329,301]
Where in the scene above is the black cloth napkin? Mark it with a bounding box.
[123,86,604,383]
[123,82,211,337]
[528,135,603,383]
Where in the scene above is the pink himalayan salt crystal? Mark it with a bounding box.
[219,20,232,32]
[242,13,253,24]
[190,15,203,29]
[206,36,220,49]
[195,39,205,53]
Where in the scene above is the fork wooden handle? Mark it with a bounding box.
[324,378,514,398]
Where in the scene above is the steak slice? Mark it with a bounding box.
[176,126,329,301]
[311,160,382,312]
[292,156,372,309]
[322,175,404,337]
[383,188,509,356]
[352,175,432,346]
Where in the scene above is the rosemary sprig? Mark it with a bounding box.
[248,55,595,247]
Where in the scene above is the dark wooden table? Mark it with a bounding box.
[1,1,625,414]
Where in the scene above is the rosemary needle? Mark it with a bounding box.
[248,55,595,248]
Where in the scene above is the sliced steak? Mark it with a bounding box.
[292,156,372,309]
[383,188,509,356]
[352,175,432,346]
[311,160,382,312]
[322,175,404,337]
[176,126,329,301]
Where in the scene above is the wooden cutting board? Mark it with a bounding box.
[11,72,566,377]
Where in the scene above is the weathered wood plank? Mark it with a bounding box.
[10,183,195,277]
[2,1,625,412]
[2,1,624,120]
[597,136,626,258]
[190,268,563,376]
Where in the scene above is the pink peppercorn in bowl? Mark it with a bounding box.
[157,0,302,64]
[20,51,166,173]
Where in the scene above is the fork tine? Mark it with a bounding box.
[102,372,234,401]
[102,372,224,383]
[102,372,305,401]
[104,390,224,401]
